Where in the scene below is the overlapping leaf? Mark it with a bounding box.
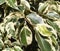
[36,24,52,36]
[50,35,57,46]
[2,46,23,51]
[35,30,52,51]
[14,46,23,51]
[46,20,60,32]
[46,11,60,19]
[0,0,60,51]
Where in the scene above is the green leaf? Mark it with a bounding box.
[0,33,2,39]
[21,0,30,10]
[18,5,25,13]
[5,22,15,38]
[2,48,14,51]
[26,13,44,24]
[0,23,5,33]
[6,0,18,9]
[0,39,4,50]
[46,20,60,32]
[25,28,31,36]
[9,29,15,38]
[50,35,57,45]
[0,0,5,5]
[38,3,48,14]
[35,30,52,51]
[46,11,60,19]
[36,24,52,36]
[20,27,27,46]
[14,46,23,51]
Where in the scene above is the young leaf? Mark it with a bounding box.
[36,24,52,36]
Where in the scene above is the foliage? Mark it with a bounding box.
[0,0,60,51]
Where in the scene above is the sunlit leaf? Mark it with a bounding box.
[36,24,52,36]
[35,30,52,51]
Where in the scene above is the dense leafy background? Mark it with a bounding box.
[0,0,60,51]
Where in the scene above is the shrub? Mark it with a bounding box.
[0,0,60,51]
